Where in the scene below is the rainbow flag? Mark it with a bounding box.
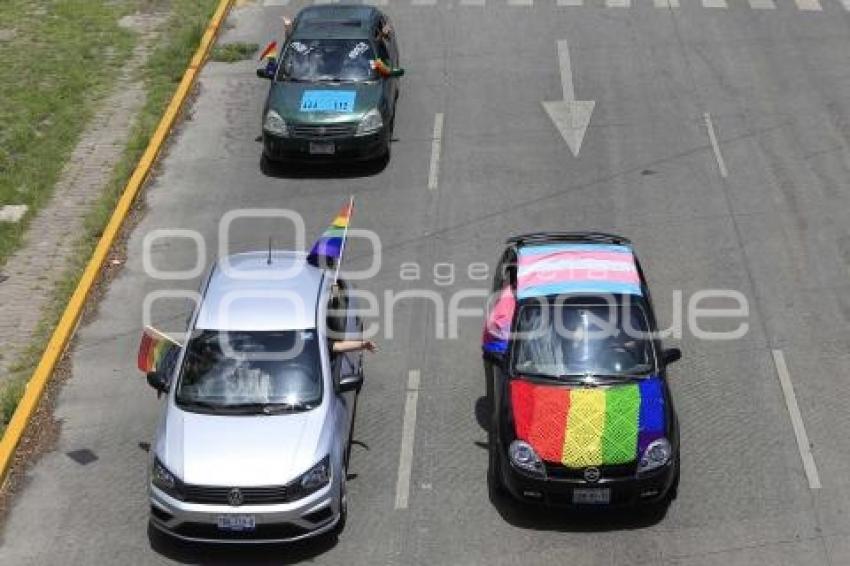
[258,41,278,61]
[371,58,392,78]
[307,201,353,268]
[511,377,665,467]
[137,326,180,375]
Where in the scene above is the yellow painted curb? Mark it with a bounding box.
[0,0,235,485]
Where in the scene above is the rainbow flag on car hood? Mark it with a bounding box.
[307,201,353,268]
[137,326,180,375]
[511,377,666,467]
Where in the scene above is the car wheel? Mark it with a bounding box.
[332,466,348,537]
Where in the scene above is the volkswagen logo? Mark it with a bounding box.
[227,488,244,506]
[583,467,601,483]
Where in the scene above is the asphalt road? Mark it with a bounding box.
[4,0,850,564]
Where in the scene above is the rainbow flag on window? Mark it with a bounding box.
[137,326,181,375]
[307,199,354,269]
[511,377,666,467]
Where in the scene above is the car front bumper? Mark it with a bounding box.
[262,128,388,163]
[149,482,339,544]
[499,455,677,507]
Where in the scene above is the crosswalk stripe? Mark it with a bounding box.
[841,0,850,10]
[654,0,680,7]
[507,0,534,5]
[313,0,338,4]
[263,0,290,6]
[606,0,630,6]
[794,0,822,9]
[701,0,727,7]
[748,0,776,8]
[557,0,584,5]
[411,0,438,5]
[459,0,487,5]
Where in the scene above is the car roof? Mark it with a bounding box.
[291,5,378,40]
[195,251,326,331]
[515,241,644,300]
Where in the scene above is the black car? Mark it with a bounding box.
[482,232,681,507]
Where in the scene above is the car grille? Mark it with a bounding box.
[545,462,636,480]
[182,484,297,505]
[289,122,357,139]
[173,522,310,541]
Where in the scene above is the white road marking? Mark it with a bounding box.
[395,370,421,510]
[0,205,28,223]
[606,0,631,7]
[703,112,728,178]
[702,0,728,7]
[557,0,584,5]
[654,0,680,7]
[508,0,534,5]
[412,0,438,5]
[542,39,595,158]
[263,0,290,6]
[428,113,445,191]
[748,0,776,8]
[313,0,337,4]
[772,350,822,489]
[794,0,822,10]
[460,0,487,5]
[841,0,850,10]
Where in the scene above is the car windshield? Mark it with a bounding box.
[279,38,376,82]
[511,299,656,382]
[175,329,322,414]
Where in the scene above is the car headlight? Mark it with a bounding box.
[264,109,289,137]
[151,457,183,499]
[355,108,383,136]
[637,438,672,473]
[286,455,331,500]
[508,440,545,477]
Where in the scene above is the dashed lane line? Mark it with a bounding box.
[772,350,821,489]
[428,113,445,191]
[394,370,421,510]
[704,112,729,179]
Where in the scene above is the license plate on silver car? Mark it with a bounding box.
[217,515,256,531]
[572,488,611,504]
[309,142,335,155]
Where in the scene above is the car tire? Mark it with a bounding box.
[332,466,348,537]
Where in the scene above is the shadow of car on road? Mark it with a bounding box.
[259,153,388,180]
[148,522,338,565]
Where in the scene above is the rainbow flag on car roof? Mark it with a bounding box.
[511,377,666,467]
[307,200,353,269]
[137,326,180,375]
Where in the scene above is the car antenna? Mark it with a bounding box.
[267,236,273,265]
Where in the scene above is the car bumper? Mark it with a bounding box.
[500,455,677,507]
[149,483,339,544]
[263,129,388,163]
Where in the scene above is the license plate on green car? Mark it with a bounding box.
[309,142,335,155]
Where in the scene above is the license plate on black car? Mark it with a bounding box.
[572,488,611,504]
[217,515,256,531]
[309,142,335,155]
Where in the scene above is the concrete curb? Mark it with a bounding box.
[0,0,235,486]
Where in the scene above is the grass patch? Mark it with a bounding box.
[0,0,136,267]
[211,41,258,62]
[0,0,221,436]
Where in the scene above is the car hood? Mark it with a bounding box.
[510,377,667,467]
[158,405,331,486]
[268,80,383,123]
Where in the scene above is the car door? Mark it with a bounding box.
[374,20,398,120]
[328,280,360,460]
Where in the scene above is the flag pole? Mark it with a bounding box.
[333,195,355,286]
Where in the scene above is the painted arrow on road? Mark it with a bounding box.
[542,40,595,158]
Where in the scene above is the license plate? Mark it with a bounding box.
[217,515,256,531]
[309,142,335,155]
[572,488,611,504]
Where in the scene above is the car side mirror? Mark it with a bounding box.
[146,371,169,394]
[389,67,405,78]
[482,349,506,368]
[256,59,277,79]
[338,372,363,394]
[661,348,682,366]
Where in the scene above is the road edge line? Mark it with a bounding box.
[0,0,235,487]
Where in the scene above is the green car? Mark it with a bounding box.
[257,5,404,164]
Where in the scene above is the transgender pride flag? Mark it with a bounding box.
[516,243,642,300]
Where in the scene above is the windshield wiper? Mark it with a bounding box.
[222,402,314,415]
[176,399,222,412]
